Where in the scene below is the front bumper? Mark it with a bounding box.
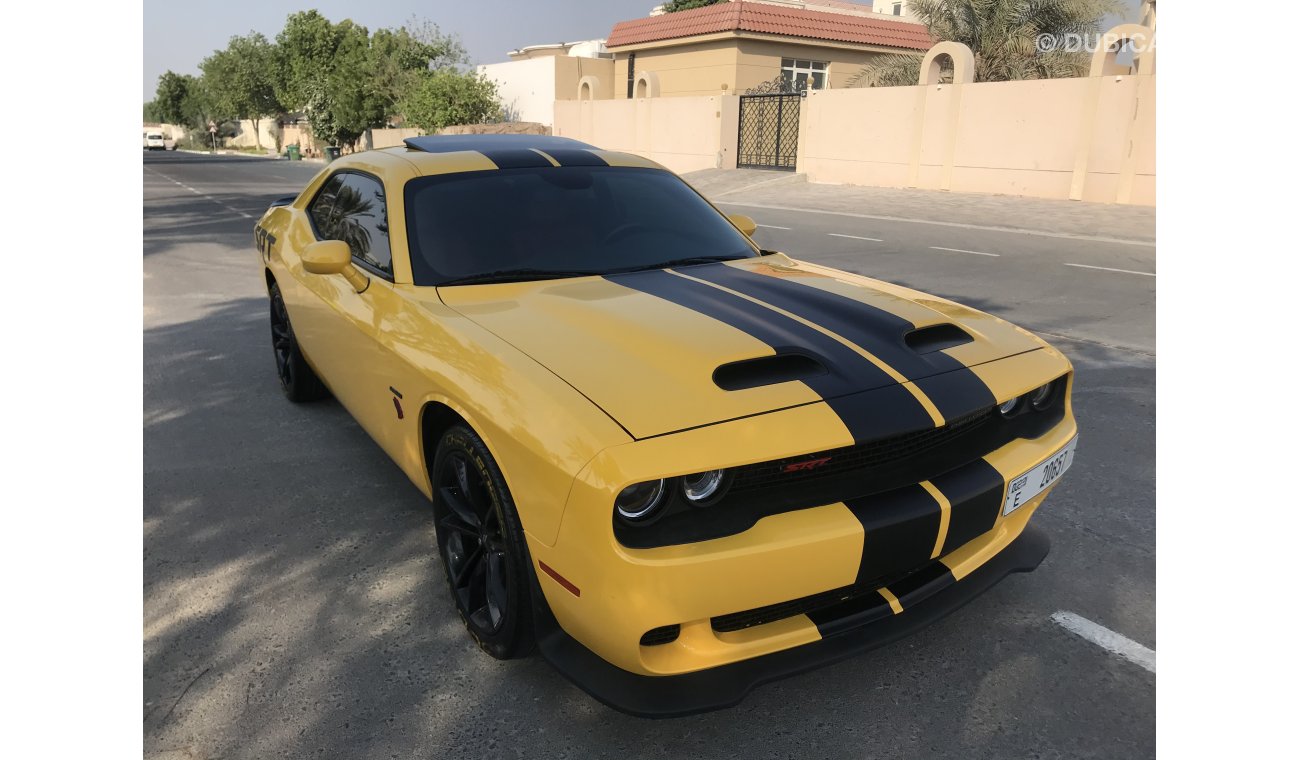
[523,348,1074,704]
[532,524,1050,718]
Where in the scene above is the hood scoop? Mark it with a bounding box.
[714,353,828,391]
[904,323,973,355]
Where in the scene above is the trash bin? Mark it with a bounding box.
[324,146,341,163]
[286,145,301,161]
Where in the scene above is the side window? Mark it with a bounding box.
[308,174,345,240]
[308,172,394,277]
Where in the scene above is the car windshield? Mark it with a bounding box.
[148,135,163,140]
[404,166,758,286]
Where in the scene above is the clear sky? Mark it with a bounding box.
[142,0,1142,102]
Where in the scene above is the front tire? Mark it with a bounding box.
[432,424,535,659]
[268,282,329,402]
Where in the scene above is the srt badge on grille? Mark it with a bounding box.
[782,457,832,474]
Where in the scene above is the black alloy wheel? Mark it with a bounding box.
[268,282,328,402]
[432,425,534,658]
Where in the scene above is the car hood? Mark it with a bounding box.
[436,257,1046,439]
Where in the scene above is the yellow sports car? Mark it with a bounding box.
[253,135,1078,716]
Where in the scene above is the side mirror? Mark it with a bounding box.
[302,240,351,274]
[302,240,369,293]
[727,213,757,237]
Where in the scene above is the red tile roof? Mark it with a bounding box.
[606,1,933,51]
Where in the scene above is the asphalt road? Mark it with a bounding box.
[144,152,1155,759]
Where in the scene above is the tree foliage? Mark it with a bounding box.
[662,0,725,12]
[150,71,194,126]
[147,12,497,148]
[850,0,1120,87]
[397,69,500,133]
[200,32,282,145]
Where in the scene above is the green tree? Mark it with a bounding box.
[150,71,195,126]
[143,101,162,123]
[200,32,282,148]
[850,0,1119,87]
[274,10,342,112]
[397,69,500,133]
[276,12,474,147]
[662,0,725,11]
[181,76,223,131]
[369,19,467,112]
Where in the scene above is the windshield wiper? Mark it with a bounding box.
[613,255,746,274]
[437,268,601,286]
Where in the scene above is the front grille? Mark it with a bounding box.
[729,407,995,496]
[639,624,680,646]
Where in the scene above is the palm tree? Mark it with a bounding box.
[850,0,1120,87]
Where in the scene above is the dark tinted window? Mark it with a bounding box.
[404,166,757,286]
[308,172,393,275]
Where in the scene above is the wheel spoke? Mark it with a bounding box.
[464,554,490,627]
[439,486,481,529]
[484,550,507,628]
[450,542,483,589]
[437,514,477,538]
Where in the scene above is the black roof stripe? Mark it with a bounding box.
[402,134,597,154]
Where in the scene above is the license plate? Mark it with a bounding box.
[1003,436,1077,515]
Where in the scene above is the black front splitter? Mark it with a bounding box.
[531,525,1050,718]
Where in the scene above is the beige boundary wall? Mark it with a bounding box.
[558,30,1155,205]
[797,72,1155,205]
[553,94,741,174]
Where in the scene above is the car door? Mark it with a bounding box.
[294,170,409,447]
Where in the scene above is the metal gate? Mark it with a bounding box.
[737,93,801,171]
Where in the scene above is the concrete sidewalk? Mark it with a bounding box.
[684,169,1156,245]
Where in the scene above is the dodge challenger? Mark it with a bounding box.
[252,135,1078,717]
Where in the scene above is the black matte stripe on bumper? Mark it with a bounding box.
[605,269,934,442]
[885,561,956,609]
[806,589,895,638]
[844,485,941,586]
[930,459,1005,555]
[532,526,1051,718]
[683,263,997,420]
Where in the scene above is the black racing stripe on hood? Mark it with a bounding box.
[683,263,996,421]
[605,269,934,442]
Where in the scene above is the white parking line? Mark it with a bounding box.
[930,246,1000,257]
[1051,611,1156,673]
[829,233,883,242]
[1065,262,1156,277]
[757,224,792,230]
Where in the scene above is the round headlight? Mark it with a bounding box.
[682,470,727,505]
[1030,383,1053,410]
[999,398,1019,416]
[615,479,667,522]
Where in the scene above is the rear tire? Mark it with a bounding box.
[268,283,329,402]
[432,424,536,659]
